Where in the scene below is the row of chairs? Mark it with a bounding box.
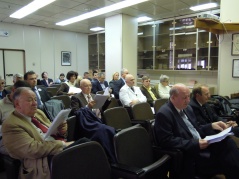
[51,125,171,179]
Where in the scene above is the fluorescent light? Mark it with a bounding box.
[138,32,143,35]
[190,3,217,11]
[10,0,56,19]
[137,16,152,22]
[56,0,148,26]
[90,27,105,32]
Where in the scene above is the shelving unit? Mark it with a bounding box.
[88,33,105,71]
[138,15,219,71]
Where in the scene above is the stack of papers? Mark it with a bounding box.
[204,127,233,144]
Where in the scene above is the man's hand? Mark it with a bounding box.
[199,139,209,149]
[226,121,238,128]
[57,122,67,136]
[130,99,139,106]
[88,100,96,109]
[212,121,227,131]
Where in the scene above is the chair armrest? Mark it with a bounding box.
[111,163,144,175]
[142,154,170,173]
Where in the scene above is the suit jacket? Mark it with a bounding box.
[0,89,8,100]
[71,92,95,114]
[40,78,53,87]
[140,85,159,107]
[91,80,108,94]
[2,109,63,179]
[189,98,225,126]
[119,84,147,107]
[36,86,51,103]
[113,78,125,99]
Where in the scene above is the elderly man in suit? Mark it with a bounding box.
[2,87,73,179]
[119,74,146,107]
[154,83,239,179]
[71,79,96,115]
[140,76,159,107]
[91,72,109,94]
[24,71,51,108]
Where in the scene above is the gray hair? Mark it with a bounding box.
[13,87,32,101]
[121,68,128,75]
[13,73,23,83]
[159,74,169,83]
[98,72,105,77]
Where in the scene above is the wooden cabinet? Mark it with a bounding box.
[138,15,219,71]
[88,33,105,71]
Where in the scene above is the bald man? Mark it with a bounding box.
[119,74,146,107]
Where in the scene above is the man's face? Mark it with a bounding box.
[93,73,98,79]
[84,73,89,78]
[171,87,190,110]
[142,79,150,88]
[126,76,135,87]
[99,75,105,83]
[60,75,65,80]
[15,77,23,83]
[26,74,37,88]
[80,80,92,95]
[0,79,5,90]
[122,70,129,79]
[15,90,37,117]
[197,86,210,105]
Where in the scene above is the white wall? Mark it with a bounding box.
[0,22,88,81]
[218,0,239,96]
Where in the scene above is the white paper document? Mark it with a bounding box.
[204,127,234,144]
[93,94,109,109]
[68,87,81,94]
[44,109,71,140]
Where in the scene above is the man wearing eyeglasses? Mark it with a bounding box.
[0,78,8,100]
[140,76,159,107]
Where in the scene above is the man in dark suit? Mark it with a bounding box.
[24,71,51,108]
[113,68,129,99]
[40,71,53,87]
[140,76,159,107]
[189,84,239,139]
[154,83,239,179]
[91,72,108,94]
[71,79,96,115]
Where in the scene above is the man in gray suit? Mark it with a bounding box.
[71,79,96,115]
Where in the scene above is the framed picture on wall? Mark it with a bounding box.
[231,34,239,56]
[61,51,71,66]
[232,59,239,77]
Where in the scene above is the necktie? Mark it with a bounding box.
[179,110,201,139]
[31,117,48,133]
[33,88,42,107]
[87,95,91,103]
[130,87,134,92]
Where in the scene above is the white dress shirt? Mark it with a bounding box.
[119,84,146,107]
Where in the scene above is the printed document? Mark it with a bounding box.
[204,127,233,144]
[93,94,109,109]
[44,108,71,139]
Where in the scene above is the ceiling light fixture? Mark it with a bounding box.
[10,0,56,19]
[90,27,105,32]
[190,3,217,11]
[137,16,152,22]
[56,0,148,26]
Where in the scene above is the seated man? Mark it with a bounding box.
[2,87,74,179]
[0,81,31,154]
[71,79,96,115]
[119,74,146,107]
[154,83,239,179]
[140,76,159,107]
[91,72,109,94]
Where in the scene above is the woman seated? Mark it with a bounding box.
[56,71,78,96]
[109,72,119,89]
[158,74,170,99]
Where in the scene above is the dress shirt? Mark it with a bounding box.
[100,83,106,91]
[146,86,157,100]
[33,86,43,106]
[119,84,147,106]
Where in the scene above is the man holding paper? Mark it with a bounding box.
[154,83,239,179]
[2,87,74,179]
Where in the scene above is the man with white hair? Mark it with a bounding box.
[5,73,23,92]
[119,74,146,107]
